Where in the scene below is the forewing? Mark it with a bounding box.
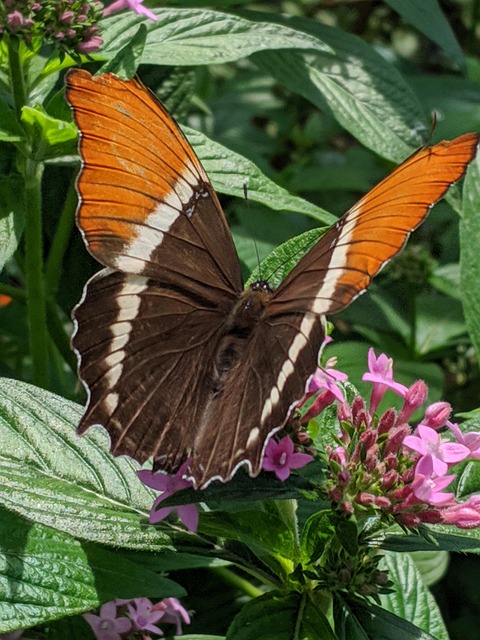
[270,134,479,316]
[73,270,232,472]
[66,69,242,296]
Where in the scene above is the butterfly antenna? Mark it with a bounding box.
[243,183,263,281]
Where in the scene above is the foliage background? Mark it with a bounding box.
[0,0,480,638]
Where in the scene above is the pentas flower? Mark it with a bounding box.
[103,0,158,20]
[321,349,480,530]
[127,598,165,636]
[262,435,314,481]
[83,601,131,640]
[0,0,104,53]
[138,460,199,532]
[152,597,190,635]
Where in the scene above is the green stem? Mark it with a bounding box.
[8,34,49,388]
[24,158,49,388]
[0,284,26,300]
[45,176,77,297]
[212,566,264,599]
[46,299,78,375]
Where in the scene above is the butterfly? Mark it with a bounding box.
[66,68,479,488]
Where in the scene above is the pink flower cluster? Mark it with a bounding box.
[0,0,104,53]
[325,348,480,529]
[84,596,190,639]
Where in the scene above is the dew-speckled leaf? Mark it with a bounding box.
[379,550,448,639]
[0,509,182,634]
[0,379,171,550]
[100,9,333,66]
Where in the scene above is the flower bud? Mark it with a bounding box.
[421,401,451,430]
[377,408,396,434]
[397,380,428,423]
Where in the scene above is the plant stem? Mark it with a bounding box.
[7,36,27,121]
[24,157,49,388]
[0,284,26,300]
[212,566,264,598]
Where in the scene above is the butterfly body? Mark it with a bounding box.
[66,69,479,488]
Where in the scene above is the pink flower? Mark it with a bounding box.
[308,365,347,402]
[442,495,480,529]
[262,436,313,481]
[411,455,455,505]
[76,34,103,53]
[420,401,452,430]
[127,598,165,636]
[138,461,199,532]
[362,348,407,413]
[448,422,480,459]
[404,425,470,476]
[103,0,158,21]
[153,597,190,635]
[397,380,428,424]
[83,601,131,640]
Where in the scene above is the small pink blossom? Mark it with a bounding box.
[411,455,455,505]
[397,380,428,424]
[262,436,313,481]
[308,366,347,402]
[153,597,190,635]
[127,598,165,636]
[103,0,158,21]
[138,461,199,532]
[362,348,407,413]
[448,422,480,459]
[404,425,470,476]
[76,34,103,53]
[83,601,131,640]
[420,401,452,430]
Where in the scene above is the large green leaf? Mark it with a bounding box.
[0,379,172,550]
[226,591,335,640]
[0,177,24,273]
[183,128,334,223]
[0,509,182,634]
[460,150,480,360]
[251,14,426,163]
[379,551,448,639]
[100,9,333,65]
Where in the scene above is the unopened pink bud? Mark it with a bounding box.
[385,423,410,454]
[340,501,353,514]
[329,487,343,503]
[377,408,396,434]
[338,402,351,422]
[397,512,421,527]
[421,401,451,430]
[338,470,351,486]
[60,10,75,22]
[418,509,443,524]
[7,10,25,29]
[381,469,399,490]
[361,429,377,449]
[397,380,428,423]
[356,492,376,506]
[384,453,398,469]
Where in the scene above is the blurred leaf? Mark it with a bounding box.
[379,551,449,639]
[0,379,172,550]
[184,127,334,223]
[0,99,23,142]
[0,509,182,634]
[415,293,467,357]
[0,176,24,272]
[409,550,450,587]
[100,22,147,78]
[226,591,335,640]
[460,150,480,360]
[21,106,77,159]
[385,0,464,68]
[429,263,461,300]
[101,9,333,65]
[252,14,427,163]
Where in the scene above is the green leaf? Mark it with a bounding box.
[245,227,328,289]
[199,510,297,568]
[429,263,461,300]
[0,177,24,272]
[252,15,427,163]
[300,510,336,565]
[0,379,172,550]
[460,149,480,360]
[414,292,467,356]
[379,550,448,639]
[409,550,449,588]
[21,106,77,159]
[99,22,147,78]
[0,99,24,142]
[226,591,335,640]
[184,128,333,223]
[101,9,333,66]
[0,508,183,634]
[385,0,464,69]
[180,636,226,640]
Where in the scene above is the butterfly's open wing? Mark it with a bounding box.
[66,70,242,296]
[269,134,480,317]
[67,70,243,474]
